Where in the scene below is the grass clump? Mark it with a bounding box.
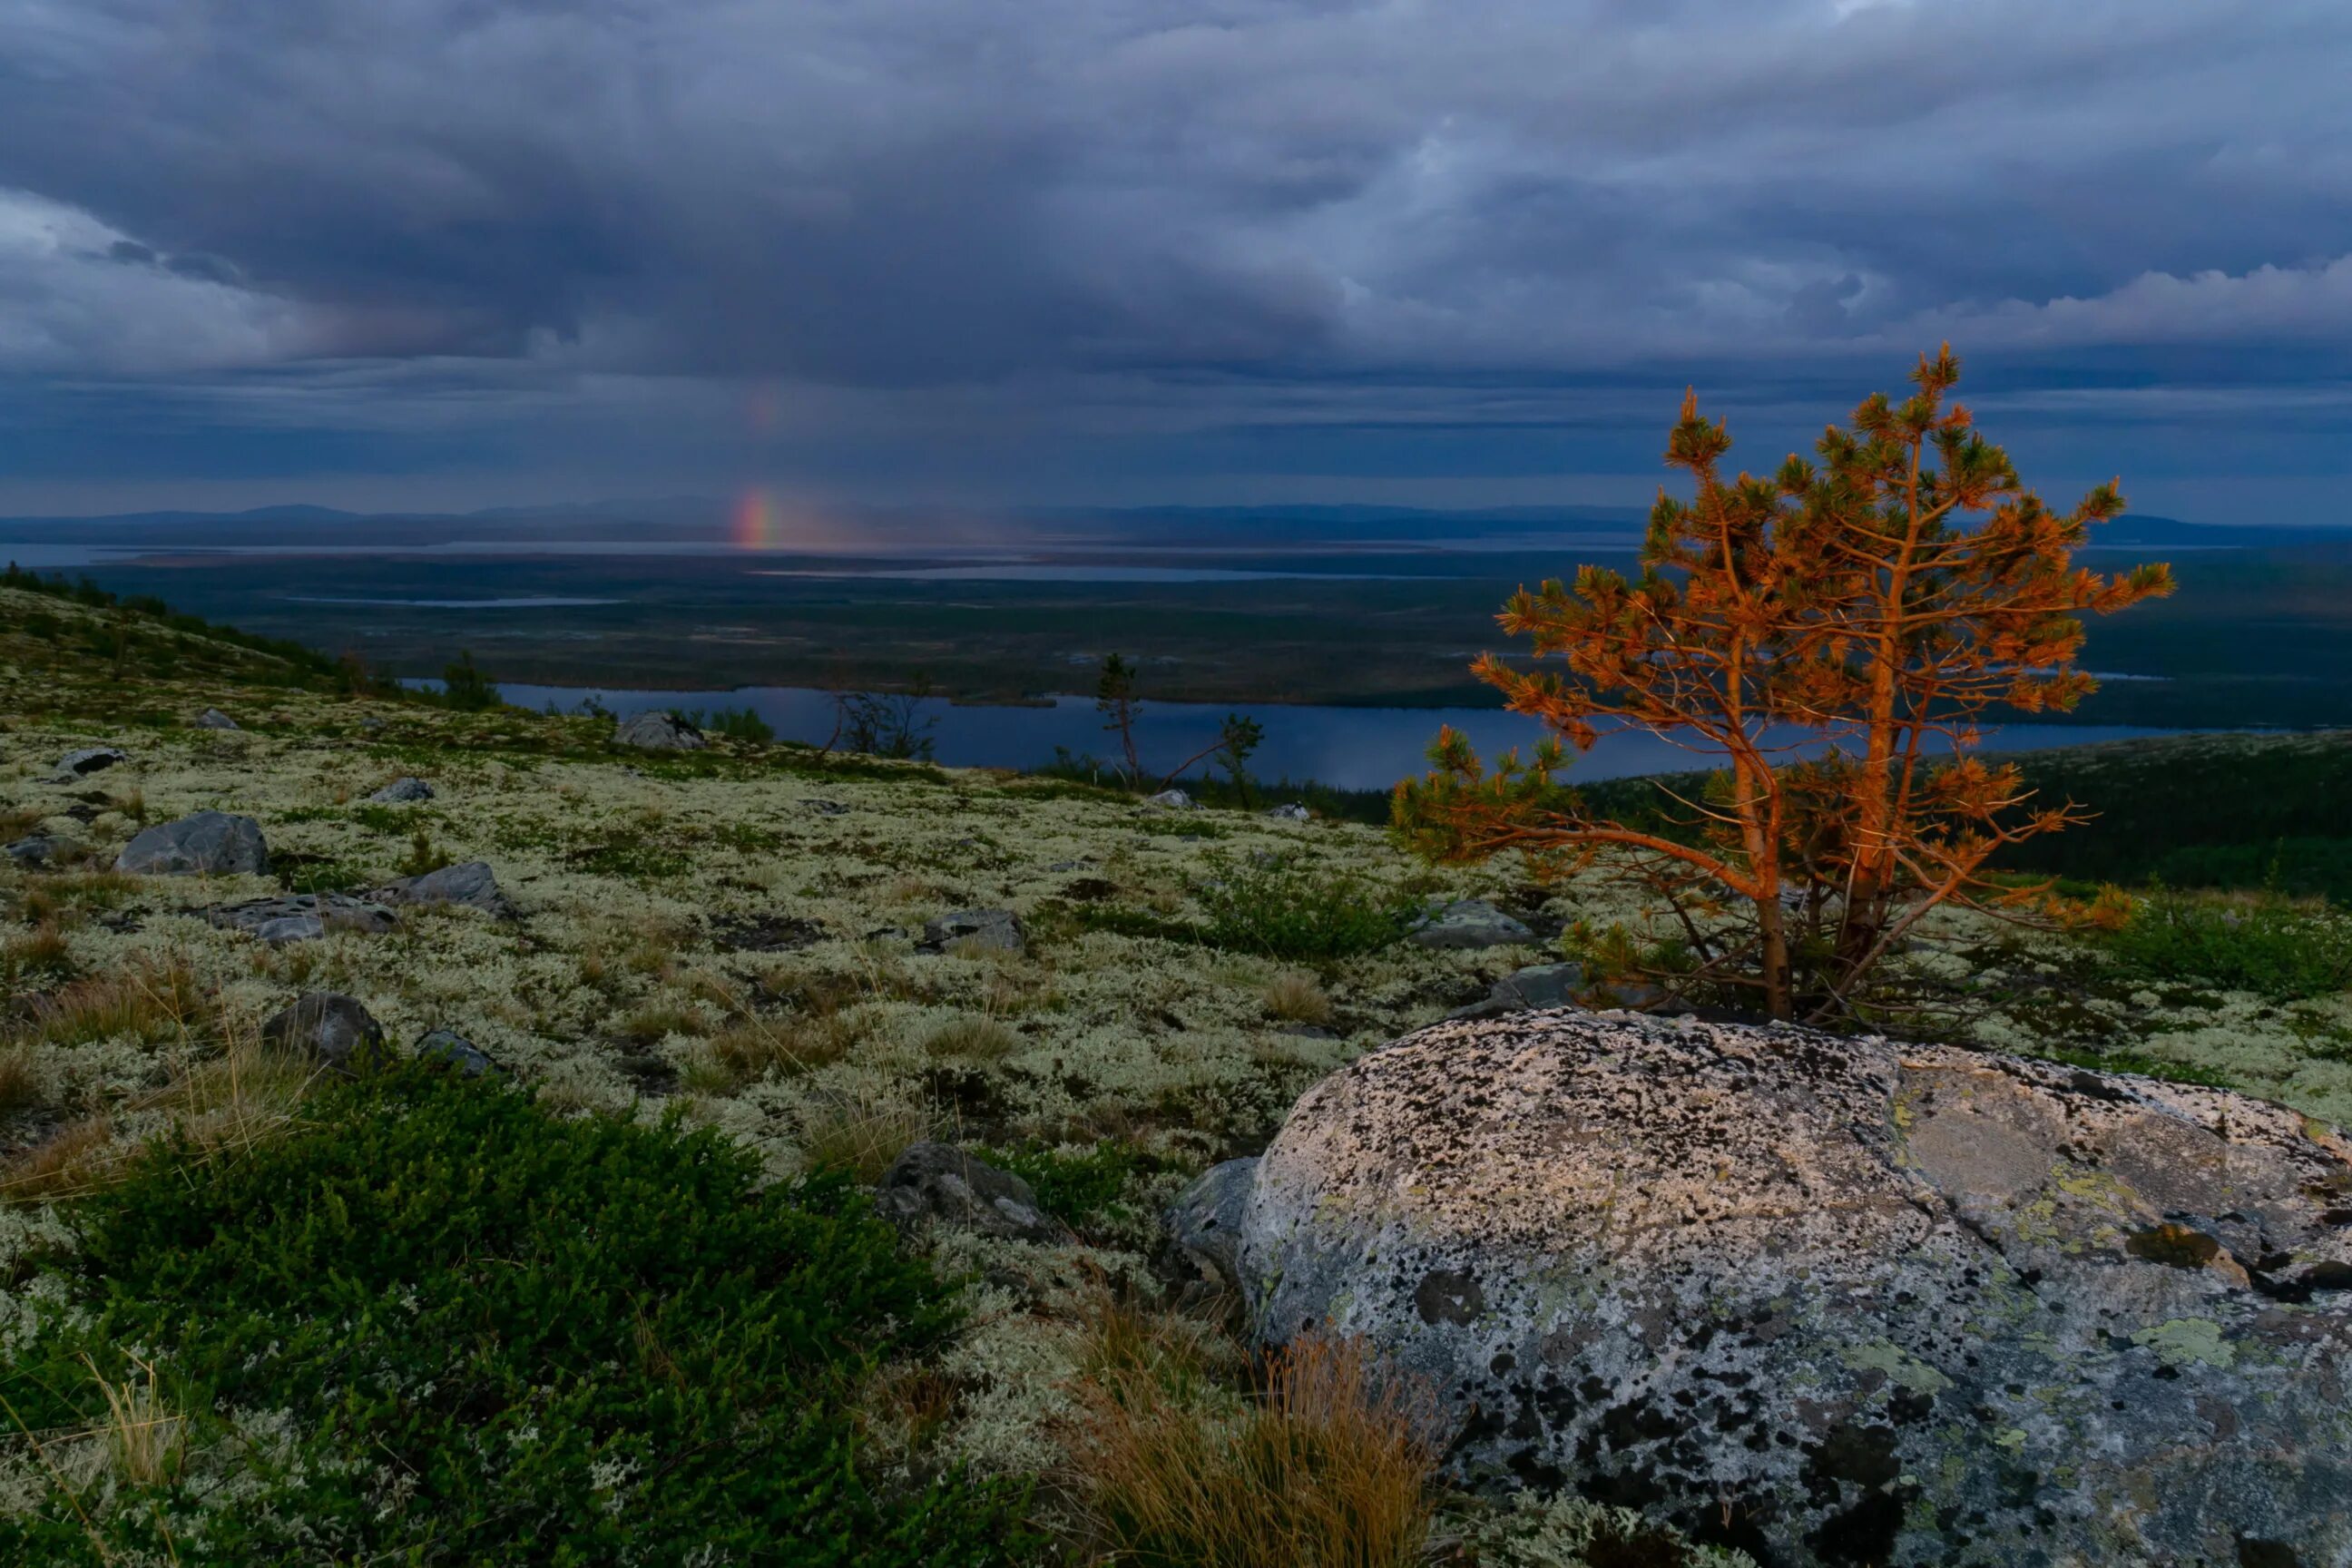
[2102,891,2352,1001]
[0,1067,1038,1564]
[925,1015,1024,1063]
[1076,1333,1436,1568]
[1197,857,1414,960]
[1261,971,1333,1026]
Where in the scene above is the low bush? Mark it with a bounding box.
[682,704,777,743]
[0,1068,1037,1565]
[977,1138,1167,1227]
[2102,892,2352,1001]
[1196,857,1414,960]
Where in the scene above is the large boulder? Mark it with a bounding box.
[114,811,268,877]
[262,992,387,1074]
[614,710,705,751]
[872,1142,1066,1244]
[1410,898,1535,949]
[374,859,505,914]
[1236,1012,2352,1567]
[1161,1156,1259,1298]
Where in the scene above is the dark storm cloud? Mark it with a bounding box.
[1,0,2349,506]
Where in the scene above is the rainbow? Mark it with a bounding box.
[733,488,784,550]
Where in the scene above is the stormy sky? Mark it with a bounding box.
[3,0,2348,519]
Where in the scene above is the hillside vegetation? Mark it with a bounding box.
[1,583,2347,1562]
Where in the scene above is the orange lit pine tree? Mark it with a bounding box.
[1393,347,2174,1021]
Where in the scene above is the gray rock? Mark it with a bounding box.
[54,747,127,779]
[262,992,387,1074]
[374,859,505,913]
[1262,803,1311,821]
[113,811,268,877]
[1238,1012,2352,1567]
[614,710,706,750]
[367,776,434,804]
[804,798,850,816]
[1161,1157,1259,1296]
[1449,962,1591,1021]
[414,1028,499,1076]
[921,907,1025,955]
[1142,789,1195,809]
[1408,898,1535,950]
[208,893,397,944]
[5,835,54,868]
[193,708,240,730]
[358,715,388,735]
[873,1142,1066,1243]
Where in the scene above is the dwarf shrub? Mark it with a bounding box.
[0,1068,1037,1565]
[2103,892,2352,1001]
[1195,857,1414,960]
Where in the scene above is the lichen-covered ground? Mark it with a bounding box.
[2,583,2347,1553]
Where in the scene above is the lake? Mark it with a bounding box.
[485,682,2190,792]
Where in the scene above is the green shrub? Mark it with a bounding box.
[977,1139,1168,1227]
[1195,856,1413,960]
[2102,892,2352,1002]
[682,705,777,743]
[0,1069,1037,1565]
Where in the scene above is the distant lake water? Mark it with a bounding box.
[484,682,2190,792]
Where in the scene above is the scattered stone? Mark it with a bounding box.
[1237,1011,2352,1566]
[53,747,127,779]
[262,992,387,1074]
[1274,1024,1338,1040]
[804,798,850,816]
[710,914,825,952]
[5,835,54,868]
[1046,858,1094,872]
[208,893,397,945]
[1408,898,1535,950]
[358,715,388,735]
[873,1142,1067,1244]
[193,708,240,730]
[921,907,1025,956]
[367,776,435,804]
[113,811,268,877]
[614,710,706,750]
[413,1028,499,1077]
[1449,962,1588,1020]
[1262,803,1311,821]
[1142,789,1195,809]
[1161,1157,1259,1297]
[374,859,505,913]
[1059,877,1121,902]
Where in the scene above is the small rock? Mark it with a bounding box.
[367,777,435,804]
[262,992,387,1074]
[1409,898,1535,950]
[193,708,240,730]
[114,811,269,877]
[5,835,54,868]
[358,716,388,735]
[54,747,127,779]
[374,859,505,913]
[921,907,1025,955]
[1450,962,1589,1020]
[1162,1157,1259,1297]
[1142,789,1195,809]
[414,1028,499,1076]
[1047,858,1094,872]
[805,799,850,816]
[1262,803,1311,821]
[208,893,397,944]
[873,1142,1067,1244]
[710,914,825,952]
[614,710,706,751]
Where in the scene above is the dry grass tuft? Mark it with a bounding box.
[3,921,75,985]
[88,1353,182,1486]
[0,1044,46,1116]
[797,1089,936,1181]
[19,952,207,1048]
[1075,1333,1436,1568]
[619,999,709,1046]
[1261,971,1333,1027]
[1,1114,121,1203]
[923,1014,1022,1063]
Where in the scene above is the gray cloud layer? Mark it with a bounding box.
[3,0,2349,509]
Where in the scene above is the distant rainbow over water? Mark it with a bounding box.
[733,488,785,550]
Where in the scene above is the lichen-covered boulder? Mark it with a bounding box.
[262,992,387,1074]
[208,893,397,944]
[873,1142,1066,1244]
[1161,1156,1259,1298]
[54,746,127,779]
[193,708,240,730]
[413,1028,499,1077]
[367,776,434,803]
[1237,1012,2352,1567]
[114,811,267,876]
[614,710,705,750]
[1142,789,1194,809]
[1409,899,1534,949]
[5,834,54,868]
